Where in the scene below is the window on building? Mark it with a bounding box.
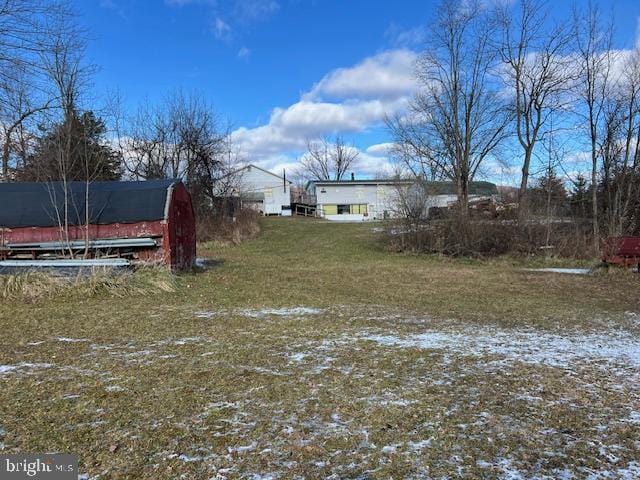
[350,204,368,214]
[324,204,337,215]
[323,204,369,215]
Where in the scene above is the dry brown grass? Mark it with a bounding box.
[0,267,176,303]
[0,218,638,478]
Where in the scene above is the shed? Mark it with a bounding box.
[0,180,196,270]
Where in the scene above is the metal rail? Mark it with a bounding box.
[7,237,158,251]
[0,258,131,267]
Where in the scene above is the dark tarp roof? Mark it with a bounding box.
[0,180,179,228]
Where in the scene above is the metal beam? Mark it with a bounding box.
[0,259,131,267]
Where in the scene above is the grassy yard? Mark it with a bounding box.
[1,217,639,479]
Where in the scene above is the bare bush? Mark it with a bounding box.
[197,208,260,246]
[384,215,597,260]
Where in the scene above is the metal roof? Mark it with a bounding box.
[307,178,498,196]
[306,179,413,189]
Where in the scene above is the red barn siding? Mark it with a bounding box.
[0,181,196,271]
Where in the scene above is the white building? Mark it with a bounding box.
[227,164,292,216]
[306,179,411,221]
[306,179,498,221]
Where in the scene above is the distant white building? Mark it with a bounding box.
[305,179,498,221]
[306,179,411,221]
[226,164,292,216]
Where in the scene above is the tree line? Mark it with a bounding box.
[388,0,640,242]
[0,0,239,219]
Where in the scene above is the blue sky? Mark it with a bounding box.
[76,0,640,181]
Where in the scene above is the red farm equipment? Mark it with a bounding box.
[602,236,640,272]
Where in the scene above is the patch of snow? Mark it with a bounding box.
[496,458,525,479]
[125,349,154,357]
[407,439,432,451]
[176,453,216,462]
[194,311,220,319]
[627,411,640,424]
[152,337,205,347]
[239,365,286,376]
[246,474,278,480]
[195,258,222,269]
[105,385,125,392]
[0,362,53,375]
[288,352,307,363]
[581,462,640,479]
[26,341,45,346]
[173,337,204,345]
[362,327,640,369]
[524,268,591,275]
[228,442,257,454]
[381,444,402,454]
[55,337,90,343]
[240,307,323,318]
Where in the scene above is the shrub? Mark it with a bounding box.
[196,208,260,246]
[384,216,597,259]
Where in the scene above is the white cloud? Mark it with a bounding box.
[234,0,279,22]
[305,49,418,101]
[167,0,279,43]
[232,49,418,176]
[384,23,427,48]
[213,17,232,41]
[237,46,251,59]
[366,142,396,156]
[251,148,395,180]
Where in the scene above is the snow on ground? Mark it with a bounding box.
[0,362,53,375]
[4,306,640,478]
[361,327,640,370]
[194,307,324,319]
[240,307,324,318]
[524,268,592,275]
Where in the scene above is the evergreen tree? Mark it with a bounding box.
[19,111,122,182]
[570,174,591,219]
[530,168,567,214]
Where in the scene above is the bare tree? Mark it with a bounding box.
[574,1,616,246]
[0,0,79,180]
[389,0,510,214]
[0,68,52,178]
[496,0,573,217]
[298,135,358,181]
[598,49,640,236]
[122,89,233,210]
